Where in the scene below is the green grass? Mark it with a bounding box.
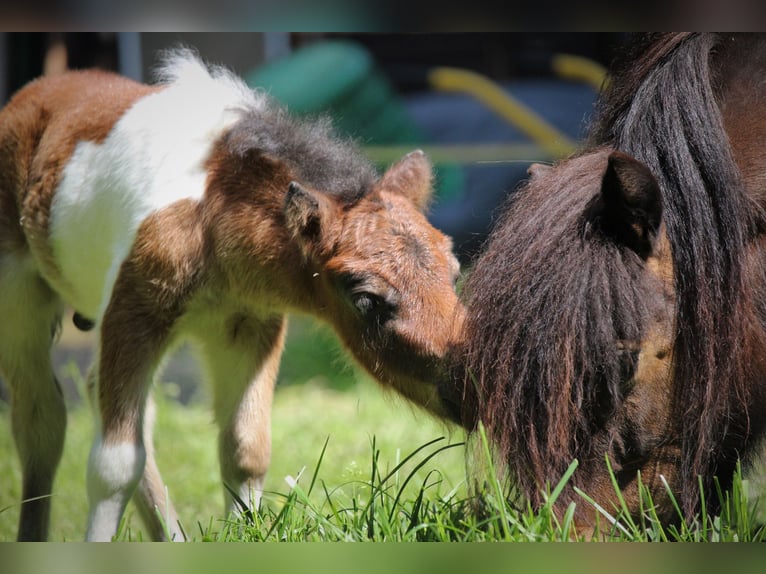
[3,380,765,542]
[0,372,473,542]
[1,317,766,542]
[0,316,469,542]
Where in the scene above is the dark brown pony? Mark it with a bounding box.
[445,33,766,527]
[0,50,463,541]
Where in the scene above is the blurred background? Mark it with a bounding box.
[0,32,641,541]
[0,32,628,404]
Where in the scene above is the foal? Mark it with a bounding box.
[0,51,463,541]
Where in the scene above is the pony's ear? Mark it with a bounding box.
[378,150,433,212]
[284,181,330,249]
[598,151,663,258]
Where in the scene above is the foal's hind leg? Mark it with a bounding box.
[0,253,65,541]
[195,313,286,515]
[133,394,184,541]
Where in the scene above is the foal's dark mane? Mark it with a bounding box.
[225,107,377,203]
[462,33,756,518]
[158,48,377,203]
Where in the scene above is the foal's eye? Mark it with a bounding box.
[353,292,381,315]
[336,272,398,320]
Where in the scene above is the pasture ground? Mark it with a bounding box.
[0,315,467,541]
[1,315,766,542]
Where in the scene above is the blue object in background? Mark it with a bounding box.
[406,79,597,261]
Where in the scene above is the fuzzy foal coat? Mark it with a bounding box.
[0,53,463,541]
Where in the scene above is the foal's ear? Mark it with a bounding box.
[598,151,663,258]
[379,150,433,212]
[284,181,330,248]
[527,162,553,179]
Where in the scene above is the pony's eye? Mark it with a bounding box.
[616,341,640,389]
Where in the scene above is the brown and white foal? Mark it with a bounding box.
[0,51,463,541]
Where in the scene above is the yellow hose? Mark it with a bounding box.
[428,66,576,159]
[551,53,608,91]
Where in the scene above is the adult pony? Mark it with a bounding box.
[445,33,766,527]
[0,50,463,541]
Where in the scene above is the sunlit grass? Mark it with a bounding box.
[0,359,467,541]
[3,377,766,541]
[1,316,765,541]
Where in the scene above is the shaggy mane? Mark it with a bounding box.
[462,33,758,519]
[591,33,755,517]
[156,48,377,203]
[461,150,656,507]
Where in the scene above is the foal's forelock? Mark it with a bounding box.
[224,106,376,204]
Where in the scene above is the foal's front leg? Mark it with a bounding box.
[85,307,172,542]
[196,313,286,515]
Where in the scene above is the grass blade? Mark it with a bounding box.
[387,441,464,523]
[307,435,331,497]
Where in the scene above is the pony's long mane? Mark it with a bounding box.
[590,32,755,517]
[462,33,756,518]
[460,150,656,508]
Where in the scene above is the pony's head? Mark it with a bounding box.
[450,148,680,513]
[283,150,464,418]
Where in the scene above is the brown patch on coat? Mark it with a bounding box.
[96,199,205,443]
[0,70,159,284]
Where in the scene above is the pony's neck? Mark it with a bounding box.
[716,38,766,211]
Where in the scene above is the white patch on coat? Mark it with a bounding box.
[48,53,266,322]
[85,438,145,541]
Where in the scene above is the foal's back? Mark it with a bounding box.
[0,71,158,290]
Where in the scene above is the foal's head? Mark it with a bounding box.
[284,150,464,418]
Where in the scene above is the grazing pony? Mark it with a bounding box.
[0,50,463,541]
[445,33,766,527]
